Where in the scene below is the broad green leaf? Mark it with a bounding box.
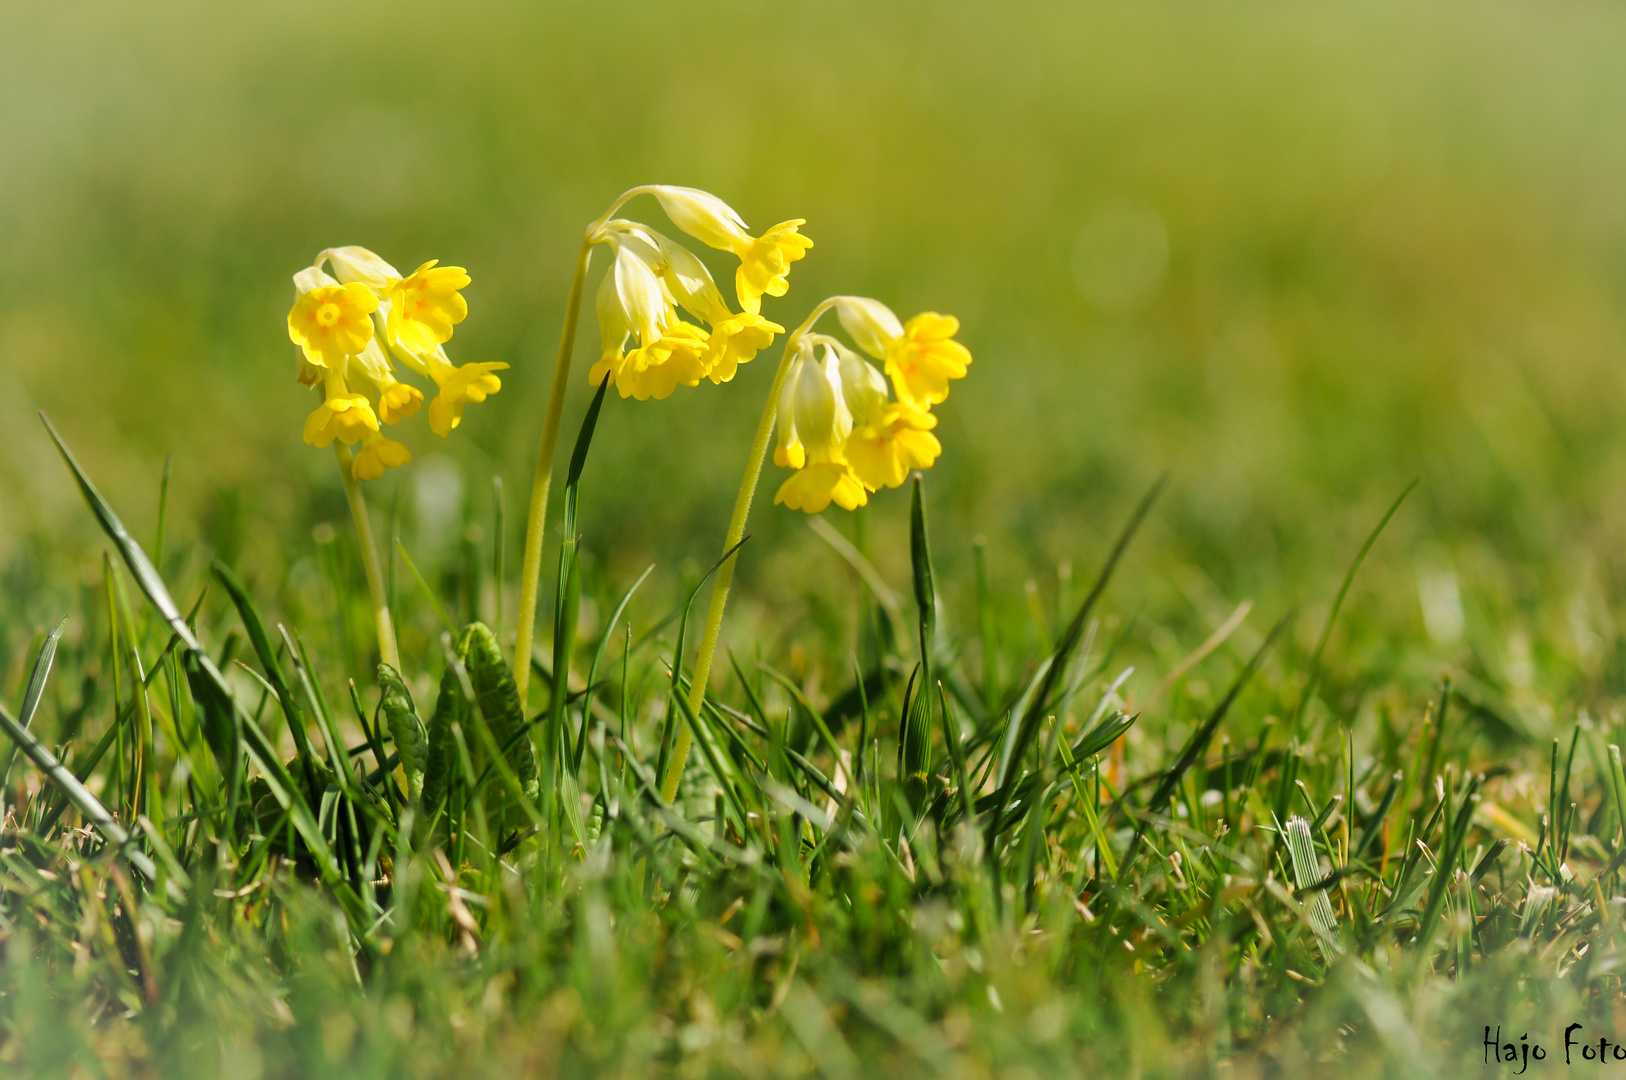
[460,622,539,833]
[421,661,465,837]
[379,663,427,803]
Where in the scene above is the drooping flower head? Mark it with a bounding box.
[770,296,967,515]
[650,187,813,315]
[285,246,498,481]
[836,297,971,408]
[584,187,805,400]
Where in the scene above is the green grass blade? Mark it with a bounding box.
[1288,477,1418,739]
[985,474,1166,864]
[213,561,323,804]
[899,475,936,807]
[1117,610,1291,879]
[0,700,156,880]
[576,563,654,774]
[0,616,68,795]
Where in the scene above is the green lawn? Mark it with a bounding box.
[6,2,1626,1076]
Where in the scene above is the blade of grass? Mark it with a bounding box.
[0,617,68,804]
[985,474,1167,872]
[1289,478,1418,739]
[0,701,156,880]
[1117,611,1291,881]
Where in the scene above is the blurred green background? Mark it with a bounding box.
[7,0,1626,725]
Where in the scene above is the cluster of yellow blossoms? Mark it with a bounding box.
[287,246,504,480]
[773,298,970,514]
[587,187,812,400]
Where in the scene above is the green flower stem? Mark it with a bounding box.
[513,235,593,704]
[660,300,836,804]
[335,443,399,670]
[513,186,654,704]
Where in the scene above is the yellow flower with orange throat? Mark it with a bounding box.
[285,246,502,480]
[584,187,809,400]
[770,296,969,515]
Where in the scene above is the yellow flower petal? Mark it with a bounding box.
[884,312,970,408]
[845,404,942,491]
[702,312,782,384]
[773,462,868,514]
[387,260,471,355]
[287,283,378,368]
[734,219,812,315]
[302,394,380,448]
[427,361,507,436]
[612,323,709,401]
[352,432,412,481]
[377,380,424,425]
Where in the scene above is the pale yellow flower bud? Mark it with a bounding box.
[778,342,852,468]
[320,246,402,292]
[649,186,751,251]
[611,241,673,344]
[831,339,890,425]
[293,265,339,295]
[834,297,904,360]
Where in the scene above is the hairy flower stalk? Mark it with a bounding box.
[513,186,811,702]
[285,245,494,667]
[658,296,970,803]
[334,443,400,669]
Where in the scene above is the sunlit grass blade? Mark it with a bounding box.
[984,474,1166,864]
[0,616,68,803]
[1288,477,1418,739]
[1117,610,1291,880]
[0,700,156,881]
[576,563,654,774]
[213,561,323,805]
[656,535,750,795]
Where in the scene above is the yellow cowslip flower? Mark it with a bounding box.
[288,282,378,368]
[774,461,868,513]
[375,378,424,425]
[845,403,941,491]
[631,226,784,384]
[769,296,964,514]
[836,298,971,408]
[323,245,469,354]
[589,235,715,400]
[352,430,412,481]
[426,359,506,435]
[734,221,813,316]
[774,339,852,471]
[385,260,471,354]
[319,245,500,438]
[303,389,380,448]
[618,323,711,401]
[287,267,400,481]
[648,186,812,315]
[832,341,941,490]
[702,312,780,384]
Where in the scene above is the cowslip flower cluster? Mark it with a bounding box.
[773,297,970,514]
[287,246,504,480]
[588,187,811,400]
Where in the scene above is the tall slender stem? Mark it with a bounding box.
[511,186,661,703]
[660,300,836,803]
[513,236,593,703]
[335,443,399,670]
